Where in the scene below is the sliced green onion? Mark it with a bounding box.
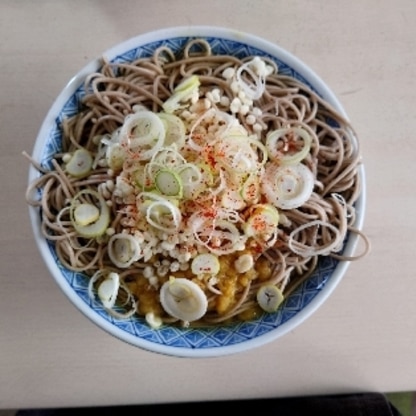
[243,203,279,238]
[221,188,246,210]
[155,169,183,198]
[88,270,138,318]
[266,127,312,165]
[119,111,165,160]
[70,190,110,238]
[144,195,182,233]
[97,272,120,309]
[191,253,220,276]
[65,148,93,178]
[241,174,261,203]
[216,135,259,173]
[108,233,142,268]
[187,108,218,151]
[162,75,200,114]
[178,163,203,199]
[145,312,163,329]
[106,142,126,171]
[197,163,215,186]
[235,57,266,100]
[73,203,100,226]
[192,217,246,255]
[234,253,254,273]
[247,136,268,167]
[131,164,154,191]
[159,277,208,322]
[262,163,314,210]
[158,112,186,148]
[150,144,186,168]
[257,284,284,313]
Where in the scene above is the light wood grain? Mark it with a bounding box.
[1,0,415,409]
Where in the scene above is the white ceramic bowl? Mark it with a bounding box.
[27,26,366,357]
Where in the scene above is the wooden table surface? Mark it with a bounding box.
[1,0,415,410]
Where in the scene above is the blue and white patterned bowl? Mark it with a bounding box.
[28,26,366,357]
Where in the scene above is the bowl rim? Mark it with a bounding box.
[27,25,366,357]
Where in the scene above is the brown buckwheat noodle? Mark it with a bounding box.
[24,38,370,327]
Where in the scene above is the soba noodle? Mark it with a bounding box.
[24,38,370,328]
